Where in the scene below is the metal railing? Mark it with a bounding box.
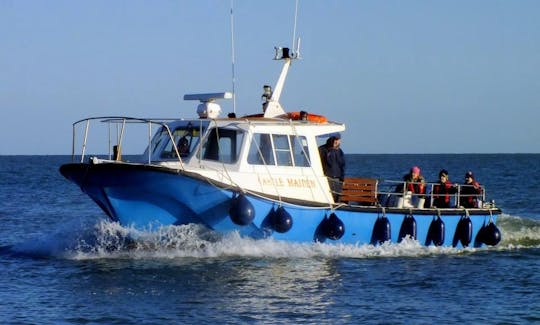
[70,116,182,165]
[336,178,488,209]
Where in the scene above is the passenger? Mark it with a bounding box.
[432,169,458,208]
[319,134,346,201]
[177,136,190,156]
[402,166,426,196]
[460,171,483,208]
[397,166,426,207]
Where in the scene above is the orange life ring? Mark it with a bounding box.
[241,112,328,123]
[281,112,328,123]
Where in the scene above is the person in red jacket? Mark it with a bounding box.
[432,169,458,208]
[403,166,426,196]
[460,171,483,208]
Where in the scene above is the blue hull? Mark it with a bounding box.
[60,163,501,247]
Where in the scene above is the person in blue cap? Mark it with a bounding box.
[319,133,346,201]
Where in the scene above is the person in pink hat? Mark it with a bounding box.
[402,166,426,196]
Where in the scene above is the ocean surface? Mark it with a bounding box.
[1,154,540,324]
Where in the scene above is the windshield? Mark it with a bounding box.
[144,121,208,161]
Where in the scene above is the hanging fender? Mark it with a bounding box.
[425,216,445,246]
[452,215,472,247]
[314,212,345,242]
[273,206,293,233]
[325,212,345,240]
[482,222,502,246]
[475,219,502,247]
[261,207,277,235]
[398,214,417,242]
[371,215,391,245]
[229,193,255,226]
[261,206,293,234]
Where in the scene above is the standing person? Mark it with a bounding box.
[460,171,483,208]
[319,134,346,201]
[432,169,458,208]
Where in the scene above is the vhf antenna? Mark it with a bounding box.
[292,0,300,54]
[230,0,236,114]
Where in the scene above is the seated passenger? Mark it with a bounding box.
[402,166,426,196]
[460,171,483,208]
[177,136,190,156]
[432,169,458,208]
[399,166,426,207]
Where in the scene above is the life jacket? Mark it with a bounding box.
[405,175,425,194]
[433,181,456,208]
[461,181,482,208]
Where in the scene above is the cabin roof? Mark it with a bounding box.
[165,116,346,137]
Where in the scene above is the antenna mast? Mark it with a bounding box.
[262,1,302,118]
[292,0,299,51]
[230,0,237,113]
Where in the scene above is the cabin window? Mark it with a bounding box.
[248,133,310,167]
[273,134,293,166]
[247,134,275,165]
[201,128,244,164]
[159,123,201,159]
[150,129,167,157]
[291,135,310,167]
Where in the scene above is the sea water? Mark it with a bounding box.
[1,155,539,324]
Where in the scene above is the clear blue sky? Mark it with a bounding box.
[1,0,539,154]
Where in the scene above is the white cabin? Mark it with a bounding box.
[144,116,345,205]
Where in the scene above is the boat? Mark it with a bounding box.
[59,46,502,248]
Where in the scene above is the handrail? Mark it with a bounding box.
[339,178,489,209]
[70,116,191,166]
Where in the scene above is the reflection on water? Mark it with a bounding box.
[214,258,341,321]
[3,216,540,323]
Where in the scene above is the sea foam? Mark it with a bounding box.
[10,213,539,260]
